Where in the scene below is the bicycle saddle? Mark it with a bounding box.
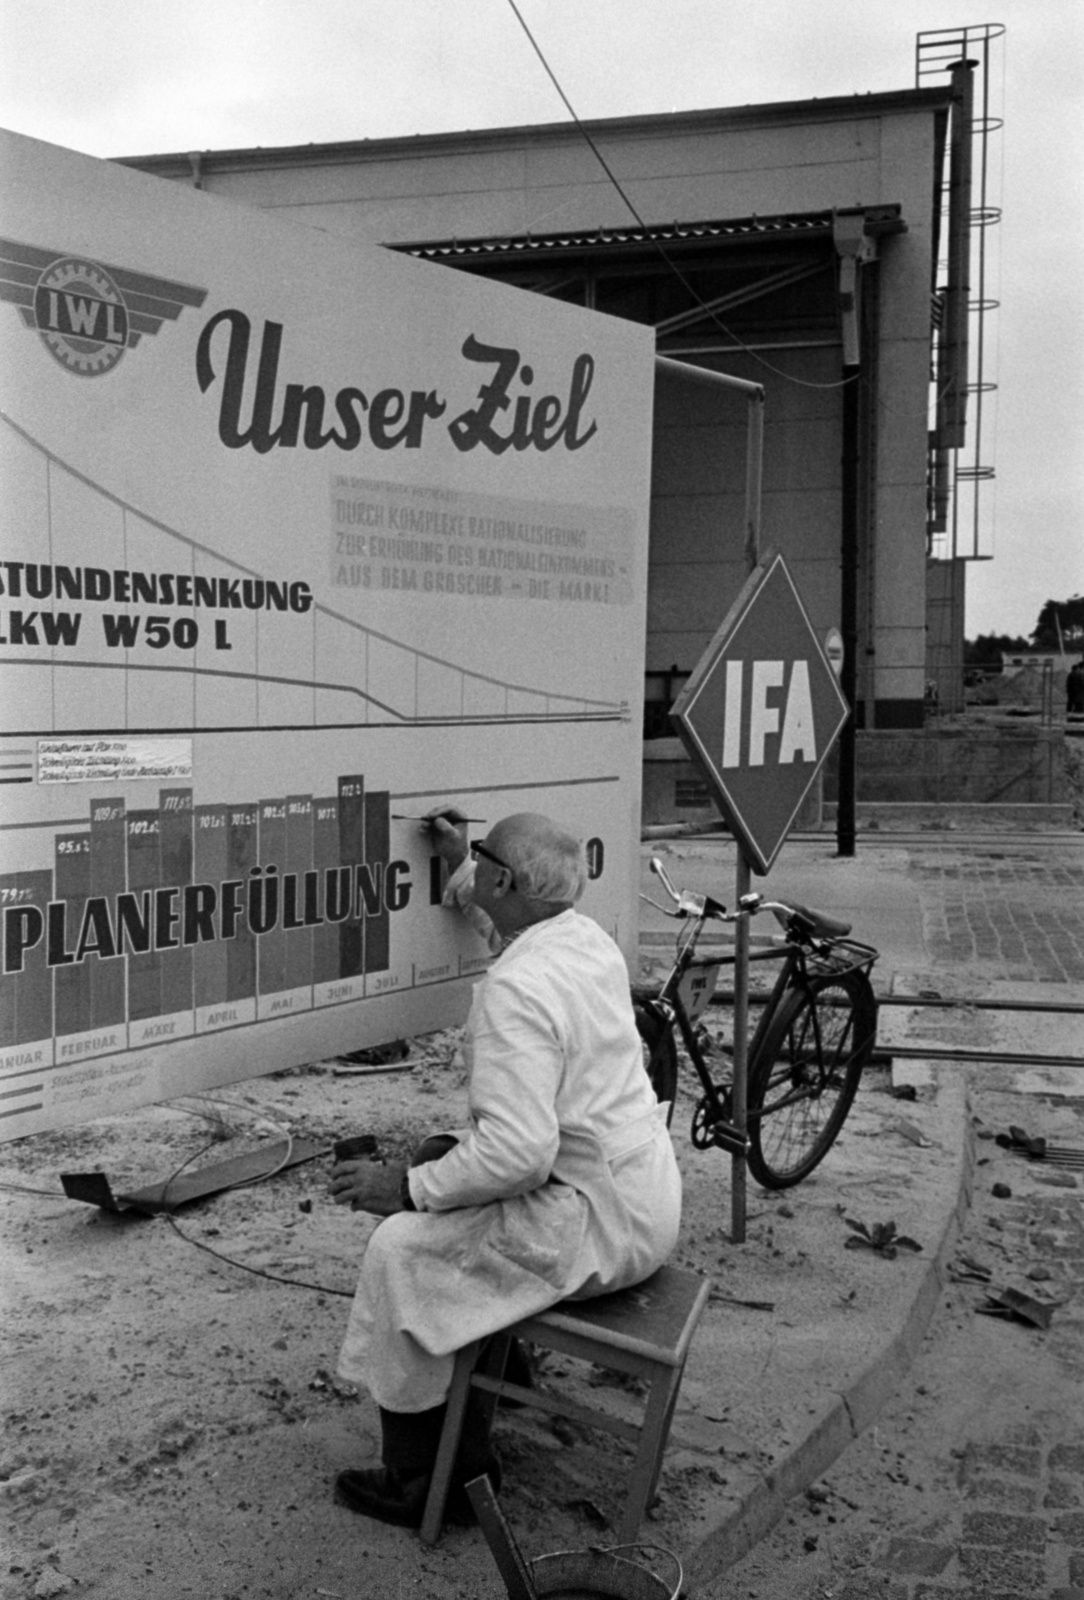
[781,904,852,940]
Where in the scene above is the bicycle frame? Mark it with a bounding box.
[643,926,792,1155]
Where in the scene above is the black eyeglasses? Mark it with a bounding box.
[470,840,515,875]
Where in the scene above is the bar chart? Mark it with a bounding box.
[0,771,451,1114]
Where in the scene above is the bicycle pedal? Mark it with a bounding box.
[710,1121,749,1156]
[692,1088,738,1151]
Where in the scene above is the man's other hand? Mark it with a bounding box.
[328,1157,408,1216]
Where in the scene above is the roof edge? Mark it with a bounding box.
[117,87,952,177]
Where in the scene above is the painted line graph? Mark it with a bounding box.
[0,412,630,734]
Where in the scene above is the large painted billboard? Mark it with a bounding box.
[0,130,656,1140]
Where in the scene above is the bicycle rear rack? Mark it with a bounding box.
[803,939,879,982]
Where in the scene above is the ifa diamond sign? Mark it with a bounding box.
[671,552,849,874]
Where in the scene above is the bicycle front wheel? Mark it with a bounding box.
[746,968,877,1189]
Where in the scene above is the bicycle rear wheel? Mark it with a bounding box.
[746,968,877,1189]
[634,1001,678,1128]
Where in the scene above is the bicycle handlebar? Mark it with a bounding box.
[646,857,853,939]
[647,856,727,921]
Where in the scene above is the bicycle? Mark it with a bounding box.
[632,857,879,1190]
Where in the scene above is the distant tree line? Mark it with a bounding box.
[965,633,1028,667]
[966,596,1084,666]
[1031,596,1084,651]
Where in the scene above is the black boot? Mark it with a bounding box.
[334,1400,502,1529]
[335,1404,445,1527]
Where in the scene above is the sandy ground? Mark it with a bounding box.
[1,1026,739,1600]
[1,964,1006,1600]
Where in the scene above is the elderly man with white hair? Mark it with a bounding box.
[327,810,682,1528]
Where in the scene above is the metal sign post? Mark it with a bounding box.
[654,358,765,1241]
[660,358,855,1242]
[656,361,766,1242]
[730,862,750,1240]
[732,385,764,1244]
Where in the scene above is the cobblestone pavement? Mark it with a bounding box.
[905,840,1084,982]
[874,1435,1084,1600]
[816,1158,1084,1599]
[714,1078,1084,1600]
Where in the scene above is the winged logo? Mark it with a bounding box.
[0,237,208,377]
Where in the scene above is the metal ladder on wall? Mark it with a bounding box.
[917,23,1005,564]
[917,24,1005,720]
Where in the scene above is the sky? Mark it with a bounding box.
[1,0,1081,641]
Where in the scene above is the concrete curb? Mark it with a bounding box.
[682,1067,975,1594]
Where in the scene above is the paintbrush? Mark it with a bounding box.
[391,813,486,822]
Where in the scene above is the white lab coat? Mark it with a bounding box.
[337,905,682,1412]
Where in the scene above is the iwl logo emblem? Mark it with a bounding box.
[0,237,208,377]
[35,257,129,375]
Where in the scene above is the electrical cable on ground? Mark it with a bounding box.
[162,1209,352,1297]
[0,1113,353,1297]
[159,1128,353,1296]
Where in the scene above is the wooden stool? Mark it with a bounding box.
[420,1263,711,1544]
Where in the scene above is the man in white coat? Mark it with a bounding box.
[328,811,682,1528]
